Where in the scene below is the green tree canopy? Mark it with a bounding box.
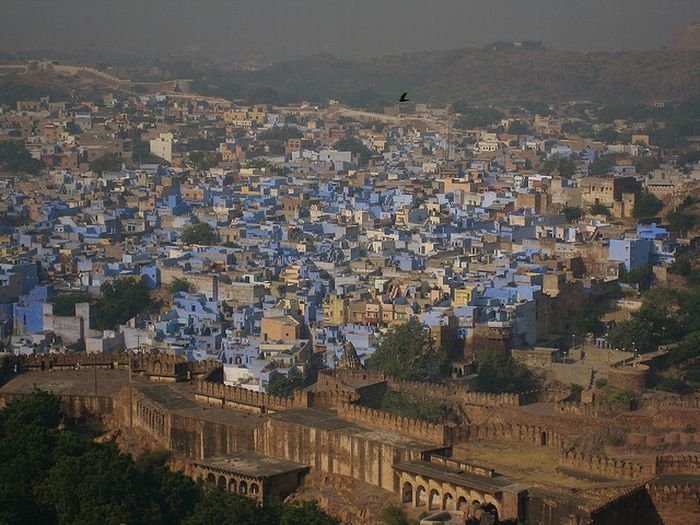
[563,206,583,223]
[476,351,534,393]
[633,191,663,219]
[0,141,41,174]
[258,126,302,141]
[89,153,122,174]
[169,278,193,295]
[51,291,92,317]
[95,277,151,330]
[589,203,610,216]
[540,154,575,178]
[181,223,217,245]
[188,151,219,171]
[0,391,338,525]
[333,136,373,166]
[266,372,303,397]
[367,318,448,381]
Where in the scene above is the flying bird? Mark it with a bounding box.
[398,92,409,102]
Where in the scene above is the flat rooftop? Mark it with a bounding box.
[190,451,308,478]
[0,368,141,396]
[393,460,525,494]
[272,407,442,451]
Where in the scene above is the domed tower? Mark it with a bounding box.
[337,341,364,370]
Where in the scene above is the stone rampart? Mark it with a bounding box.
[646,481,700,525]
[641,393,700,410]
[195,377,308,412]
[655,454,700,475]
[554,400,634,417]
[5,352,218,382]
[458,422,572,450]
[0,392,113,419]
[558,450,654,480]
[336,402,452,446]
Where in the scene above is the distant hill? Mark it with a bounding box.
[1,45,699,111]
[668,24,700,51]
[213,47,700,108]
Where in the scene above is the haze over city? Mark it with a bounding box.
[1,0,698,60]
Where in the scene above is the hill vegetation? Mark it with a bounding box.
[0,391,337,525]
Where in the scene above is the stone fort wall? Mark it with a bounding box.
[336,402,452,446]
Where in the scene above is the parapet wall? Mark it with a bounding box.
[0,392,113,419]
[459,422,572,451]
[558,450,654,480]
[641,393,700,410]
[323,369,532,408]
[195,376,308,412]
[4,352,218,381]
[554,400,634,417]
[646,481,700,525]
[336,402,452,446]
[655,454,700,475]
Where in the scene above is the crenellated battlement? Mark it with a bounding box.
[558,450,654,480]
[655,454,700,475]
[195,374,309,412]
[336,402,453,445]
[458,421,572,450]
[554,399,635,417]
[2,352,219,382]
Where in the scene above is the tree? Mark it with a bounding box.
[380,390,450,424]
[589,203,610,216]
[95,277,151,330]
[183,489,263,525]
[169,278,193,295]
[258,126,302,141]
[51,291,92,316]
[666,211,696,234]
[89,153,122,174]
[366,318,448,381]
[0,141,41,174]
[633,191,663,219]
[279,501,339,525]
[563,206,583,223]
[380,504,410,525]
[181,223,217,245]
[266,372,303,398]
[621,267,654,290]
[476,351,534,393]
[188,151,219,171]
[333,136,373,166]
[507,120,529,135]
[540,154,575,178]
[588,155,616,176]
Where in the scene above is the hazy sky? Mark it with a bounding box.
[1,0,698,61]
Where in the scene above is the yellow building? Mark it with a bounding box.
[453,287,475,307]
[323,294,349,325]
[261,315,301,342]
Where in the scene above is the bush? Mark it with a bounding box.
[181,223,217,245]
[569,384,583,402]
[476,351,534,393]
[594,378,608,389]
[589,203,610,216]
[633,191,663,219]
[605,389,636,402]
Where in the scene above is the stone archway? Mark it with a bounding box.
[429,489,441,510]
[228,479,237,493]
[250,483,259,495]
[207,473,215,484]
[443,492,455,510]
[217,475,226,490]
[540,431,548,447]
[402,482,413,504]
[456,496,468,511]
[416,485,428,507]
[239,481,248,494]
